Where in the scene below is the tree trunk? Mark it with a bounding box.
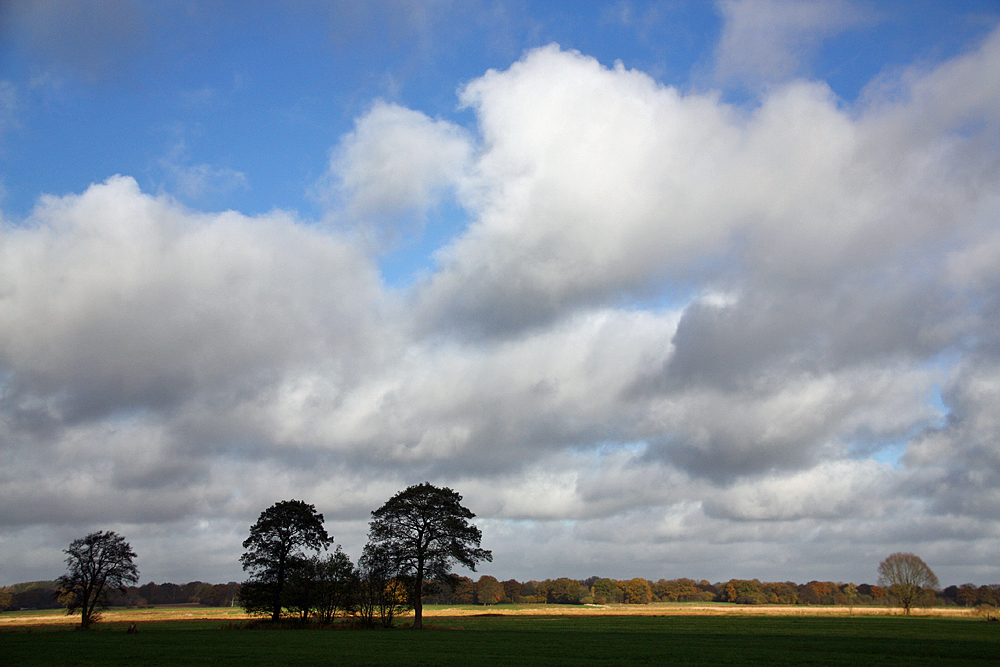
[413,561,424,629]
[81,597,93,630]
[272,558,285,621]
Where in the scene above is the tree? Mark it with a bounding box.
[591,577,623,604]
[283,558,321,622]
[502,579,522,603]
[623,578,653,604]
[312,548,357,623]
[877,552,939,615]
[356,543,411,628]
[0,588,15,612]
[452,575,476,604]
[240,499,332,621]
[197,583,239,607]
[843,583,859,613]
[954,583,979,607]
[55,531,139,630]
[367,483,492,628]
[476,575,504,605]
[545,577,585,604]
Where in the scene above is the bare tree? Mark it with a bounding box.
[356,543,411,628]
[56,531,139,630]
[877,552,939,615]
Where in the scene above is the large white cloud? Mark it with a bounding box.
[415,38,999,339]
[0,176,381,421]
[320,100,473,247]
[3,24,1000,586]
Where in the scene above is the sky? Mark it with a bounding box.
[1,0,1000,589]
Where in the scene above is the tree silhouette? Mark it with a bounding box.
[367,483,491,628]
[56,531,139,630]
[240,499,331,621]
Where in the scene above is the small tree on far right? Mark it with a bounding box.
[877,552,939,615]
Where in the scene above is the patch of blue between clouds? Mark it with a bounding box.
[863,386,949,468]
[378,197,470,289]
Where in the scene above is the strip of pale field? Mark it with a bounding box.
[431,603,975,618]
[0,602,975,627]
[0,605,249,627]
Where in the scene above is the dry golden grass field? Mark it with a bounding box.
[0,602,976,628]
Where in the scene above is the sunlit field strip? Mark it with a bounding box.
[0,602,976,628]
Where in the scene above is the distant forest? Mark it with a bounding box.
[3,576,998,611]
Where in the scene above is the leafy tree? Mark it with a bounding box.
[877,552,939,615]
[591,577,623,604]
[502,579,522,603]
[284,558,321,622]
[9,582,62,610]
[519,580,544,603]
[239,499,332,621]
[623,578,653,604]
[197,583,239,607]
[476,575,503,605]
[717,579,764,604]
[761,581,799,605]
[799,581,835,605]
[452,575,476,604]
[977,584,1000,607]
[545,577,585,604]
[55,531,139,630]
[367,483,492,628]
[843,583,859,612]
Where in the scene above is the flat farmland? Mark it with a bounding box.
[3,604,994,667]
[0,601,976,628]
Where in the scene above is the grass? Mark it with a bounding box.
[3,608,996,666]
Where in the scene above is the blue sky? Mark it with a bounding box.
[2,0,1000,589]
[3,1,993,220]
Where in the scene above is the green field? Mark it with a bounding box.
[3,613,996,666]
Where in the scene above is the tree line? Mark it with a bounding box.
[8,483,997,628]
[0,580,240,611]
[412,574,1000,610]
[8,574,998,614]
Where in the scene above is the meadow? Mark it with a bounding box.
[2,605,995,667]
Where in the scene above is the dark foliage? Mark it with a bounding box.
[367,483,492,628]
[55,531,139,629]
[240,499,332,621]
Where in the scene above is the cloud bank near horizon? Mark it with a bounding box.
[2,14,1000,586]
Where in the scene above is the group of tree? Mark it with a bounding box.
[414,555,959,612]
[941,583,1000,607]
[19,491,994,629]
[238,483,492,628]
[418,575,862,606]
